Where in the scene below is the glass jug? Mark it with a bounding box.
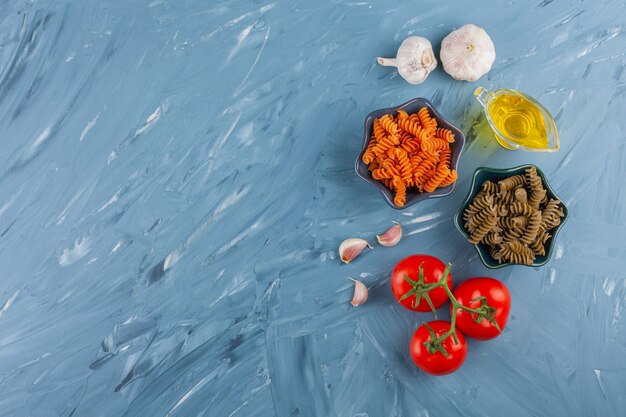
[474,87,559,152]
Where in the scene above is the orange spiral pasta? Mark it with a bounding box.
[440,169,458,187]
[363,107,459,207]
[399,131,412,142]
[423,165,450,193]
[413,154,437,178]
[372,133,399,156]
[380,178,393,190]
[362,139,377,164]
[439,147,452,167]
[435,127,455,143]
[396,109,409,121]
[405,177,419,188]
[373,119,387,144]
[399,135,420,153]
[397,118,423,138]
[395,148,412,182]
[417,107,437,131]
[371,168,391,180]
[379,114,399,136]
[422,137,449,153]
[382,162,401,179]
[394,181,407,207]
[409,154,422,169]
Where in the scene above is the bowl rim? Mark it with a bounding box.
[454,164,569,269]
[354,97,466,210]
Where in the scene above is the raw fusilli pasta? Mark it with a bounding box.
[468,208,498,244]
[462,166,565,265]
[481,180,498,194]
[498,175,525,191]
[541,199,564,230]
[363,107,458,207]
[499,240,534,265]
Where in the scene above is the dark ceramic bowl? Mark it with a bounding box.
[355,98,466,210]
[454,165,569,269]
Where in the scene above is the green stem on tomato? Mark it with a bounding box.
[421,263,501,355]
[401,264,442,314]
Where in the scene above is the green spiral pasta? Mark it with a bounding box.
[536,227,551,243]
[494,190,516,206]
[463,194,495,221]
[528,189,546,209]
[529,239,546,256]
[495,204,509,217]
[525,166,546,209]
[465,205,497,232]
[541,199,565,230]
[512,216,528,228]
[482,180,498,194]
[498,174,526,191]
[501,226,523,242]
[497,217,515,229]
[489,246,502,262]
[514,188,528,203]
[472,189,489,202]
[529,227,551,256]
[499,240,534,265]
[463,169,565,266]
[468,208,498,244]
[525,166,542,190]
[519,210,542,245]
[510,201,537,216]
[482,232,503,246]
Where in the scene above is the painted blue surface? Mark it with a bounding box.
[0,1,625,416]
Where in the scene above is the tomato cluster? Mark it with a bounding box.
[391,254,511,376]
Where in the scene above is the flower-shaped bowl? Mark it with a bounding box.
[454,164,569,268]
[355,98,466,210]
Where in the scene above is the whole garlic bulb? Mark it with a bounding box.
[440,24,495,82]
[377,37,437,85]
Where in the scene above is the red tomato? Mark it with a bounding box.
[410,320,467,375]
[391,255,452,312]
[452,277,511,340]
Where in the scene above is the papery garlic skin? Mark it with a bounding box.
[377,222,402,247]
[377,36,437,85]
[339,238,372,263]
[440,24,495,82]
[348,278,368,307]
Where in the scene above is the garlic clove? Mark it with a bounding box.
[376,222,402,247]
[377,36,437,85]
[348,277,368,307]
[339,238,372,263]
[440,24,495,82]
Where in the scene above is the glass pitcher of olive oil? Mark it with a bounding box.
[474,87,559,152]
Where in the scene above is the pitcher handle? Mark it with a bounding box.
[474,87,490,107]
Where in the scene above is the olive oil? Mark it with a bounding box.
[474,87,559,152]
[487,94,548,150]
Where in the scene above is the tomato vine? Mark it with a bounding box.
[403,263,502,356]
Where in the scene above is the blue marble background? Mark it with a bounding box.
[0,1,625,416]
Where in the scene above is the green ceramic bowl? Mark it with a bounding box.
[454,165,569,269]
